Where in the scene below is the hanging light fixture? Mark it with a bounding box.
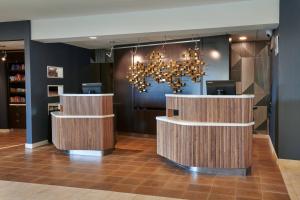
[126,45,150,93]
[126,40,206,93]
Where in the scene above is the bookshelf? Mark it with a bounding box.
[8,63,26,128]
[8,63,26,105]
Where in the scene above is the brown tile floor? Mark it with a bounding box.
[0,132,291,200]
[0,130,25,148]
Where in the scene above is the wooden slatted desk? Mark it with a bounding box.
[51,94,114,156]
[156,94,254,175]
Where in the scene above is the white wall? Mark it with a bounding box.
[31,0,279,42]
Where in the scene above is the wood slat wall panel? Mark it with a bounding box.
[61,96,113,115]
[52,117,114,151]
[166,97,253,123]
[157,120,252,169]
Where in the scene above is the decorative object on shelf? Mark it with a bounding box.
[10,64,25,71]
[8,63,26,104]
[126,47,206,93]
[10,73,25,81]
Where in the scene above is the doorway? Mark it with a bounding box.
[0,40,26,147]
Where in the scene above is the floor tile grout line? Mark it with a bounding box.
[0,143,25,150]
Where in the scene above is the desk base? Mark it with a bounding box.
[64,149,113,157]
[164,158,251,176]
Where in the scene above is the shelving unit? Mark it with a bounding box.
[47,66,64,143]
[8,63,26,128]
[47,85,64,97]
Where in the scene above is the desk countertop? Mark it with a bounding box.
[51,112,114,118]
[61,93,114,97]
[165,94,254,98]
[156,116,255,127]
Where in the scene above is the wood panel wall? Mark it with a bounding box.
[166,96,253,123]
[157,120,252,169]
[61,95,113,115]
[52,117,114,150]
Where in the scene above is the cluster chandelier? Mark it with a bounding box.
[127,46,206,93]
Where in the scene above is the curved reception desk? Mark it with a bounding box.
[157,94,254,176]
[51,94,114,156]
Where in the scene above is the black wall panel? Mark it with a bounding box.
[0,21,30,130]
[275,0,300,159]
[29,41,91,143]
[114,36,230,134]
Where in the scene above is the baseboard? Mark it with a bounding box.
[253,134,278,160]
[25,140,48,149]
[0,129,10,133]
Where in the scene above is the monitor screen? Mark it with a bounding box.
[82,83,102,94]
[206,80,236,95]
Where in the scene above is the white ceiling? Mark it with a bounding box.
[64,29,270,49]
[0,41,24,50]
[0,0,247,21]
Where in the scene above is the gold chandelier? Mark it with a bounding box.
[127,48,206,93]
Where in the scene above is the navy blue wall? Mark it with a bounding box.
[274,0,300,159]
[0,21,91,144]
[0,21,31,130]
[29,41,91,143]
[0,61,8,128]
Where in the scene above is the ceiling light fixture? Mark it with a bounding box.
[239,36,247,41]
[1,51,7,62]
[106,41,115,58]
[88,36,97,40]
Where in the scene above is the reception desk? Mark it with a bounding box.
[157,94,254,175]
[51,94,114,156]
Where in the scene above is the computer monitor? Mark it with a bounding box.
[82,83,102,94]
[206,80,236,95]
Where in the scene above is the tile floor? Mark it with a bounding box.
[0,130,25,148]
[0,180,178,200]
[0,131,291,200]
[278,159,300,200]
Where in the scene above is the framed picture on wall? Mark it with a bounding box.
[47,66,63,78]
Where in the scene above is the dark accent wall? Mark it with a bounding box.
[0,21,30,130]
[80,63,114,93]
[29,41,91,143]
[0,62,8,128]
[114,36,229,134]
[273,0,300,159]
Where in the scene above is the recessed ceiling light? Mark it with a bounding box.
[89,36,97,40]
[239,36,247,41]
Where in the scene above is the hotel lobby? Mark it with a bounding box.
[0,0,299,200]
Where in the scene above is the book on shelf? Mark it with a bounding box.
[10,64,25,71]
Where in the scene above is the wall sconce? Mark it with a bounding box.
[210,50,221,60]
